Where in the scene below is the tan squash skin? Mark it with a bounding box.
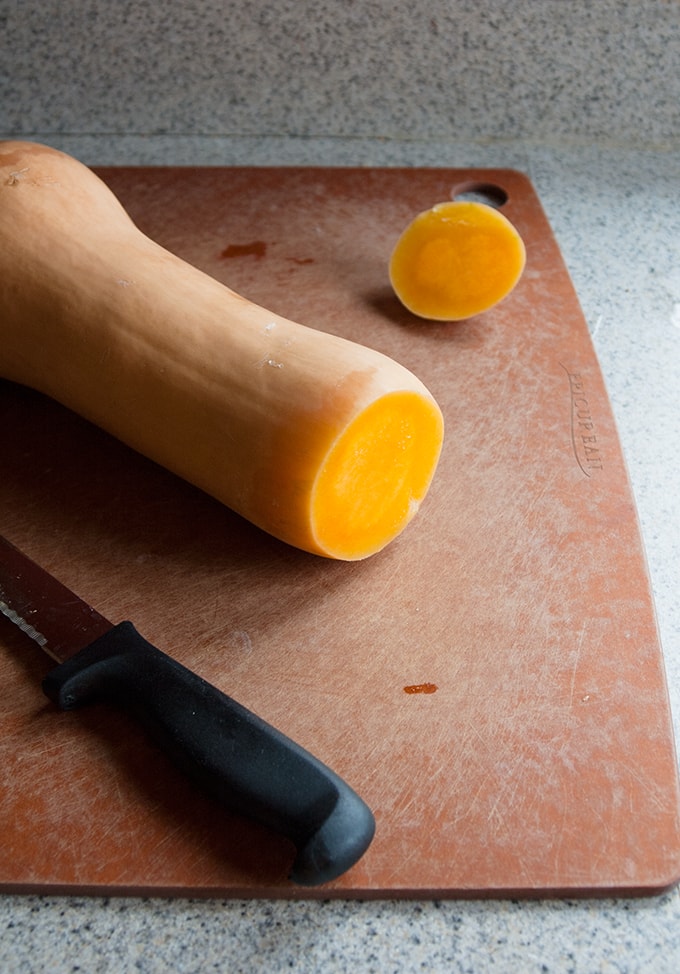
[0,142,444,560]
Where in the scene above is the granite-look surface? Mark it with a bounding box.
[0,136,679,973]
[2,893,679,973]
[2,0,679,149]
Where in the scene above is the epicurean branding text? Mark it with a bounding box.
[563,367,603,476]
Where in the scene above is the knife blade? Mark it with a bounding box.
[0,534,375,886]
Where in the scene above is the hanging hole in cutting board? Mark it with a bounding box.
[450,181,509,208]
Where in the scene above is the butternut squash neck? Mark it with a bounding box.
[0,141,444,560]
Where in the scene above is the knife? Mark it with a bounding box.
[0,534,375,885]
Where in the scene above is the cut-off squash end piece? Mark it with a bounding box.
[310,391,444,560]
[389,200,526,321]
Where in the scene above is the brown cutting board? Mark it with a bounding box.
[1,166,679,898]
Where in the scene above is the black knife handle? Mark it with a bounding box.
[41,621,375,886]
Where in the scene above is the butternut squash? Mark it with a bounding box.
[389,200,526,321]
[0,141,444,560]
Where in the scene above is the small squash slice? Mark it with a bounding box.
[389,200,526,321]
[0,141,444,560]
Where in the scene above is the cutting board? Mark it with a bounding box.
[1,166,679,899]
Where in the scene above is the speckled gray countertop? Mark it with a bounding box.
[2,0,680,970]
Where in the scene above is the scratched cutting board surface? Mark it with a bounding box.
[1,166,679,899]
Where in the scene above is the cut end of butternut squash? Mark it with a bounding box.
[310,391,444,560]
[389,200,526,321]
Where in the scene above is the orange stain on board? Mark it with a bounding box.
[403,683,438,694]
[220,241,267,259]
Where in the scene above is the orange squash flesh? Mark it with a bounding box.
[0,141,444,560]
[311,391,441,557]
[389,200,526,321]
